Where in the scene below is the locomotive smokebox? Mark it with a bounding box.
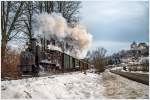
[31,38,36,55]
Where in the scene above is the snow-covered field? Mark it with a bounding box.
[1,71,105,99]
[1,70,149,99]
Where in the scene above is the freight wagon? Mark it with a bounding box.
[19,38,90,76]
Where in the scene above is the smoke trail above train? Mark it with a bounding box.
[33,12,93,59]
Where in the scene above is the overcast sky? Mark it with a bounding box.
[80,0,149,55]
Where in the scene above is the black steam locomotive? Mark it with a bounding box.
[19,38,90,76]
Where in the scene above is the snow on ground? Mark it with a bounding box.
[1,72,105,99]
[1,70,149,99]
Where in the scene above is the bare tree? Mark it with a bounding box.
[1,1,82,58]
[13,1,81,51]
[36,1,81,26]
[57,1,81,26]
[91,47,107,72]
[35,1,54,13]
[1,1,25,60]
[21,1,55,47]
[22,1,35,45]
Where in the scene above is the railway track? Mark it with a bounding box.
[110,70,149,85]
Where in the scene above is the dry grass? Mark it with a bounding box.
[1,50,21,80]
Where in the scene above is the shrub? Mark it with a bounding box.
[1,50,21,80]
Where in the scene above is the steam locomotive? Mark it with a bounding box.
[19,38,90,76]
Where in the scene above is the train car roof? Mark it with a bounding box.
[47,49,91,64]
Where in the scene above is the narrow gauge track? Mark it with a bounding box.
[110,70,149,85]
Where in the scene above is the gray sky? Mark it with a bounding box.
[80,0,149,55]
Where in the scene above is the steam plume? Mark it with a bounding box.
[33,13,67,38]
[33,12,93,59]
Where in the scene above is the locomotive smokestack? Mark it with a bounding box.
[31,38,36,55]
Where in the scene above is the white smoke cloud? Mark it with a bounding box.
[33,12,93,59]
[66,25,93,58]
[33,12,67,39]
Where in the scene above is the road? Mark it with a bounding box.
[110,70,149,85]
[102,70,149,99]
